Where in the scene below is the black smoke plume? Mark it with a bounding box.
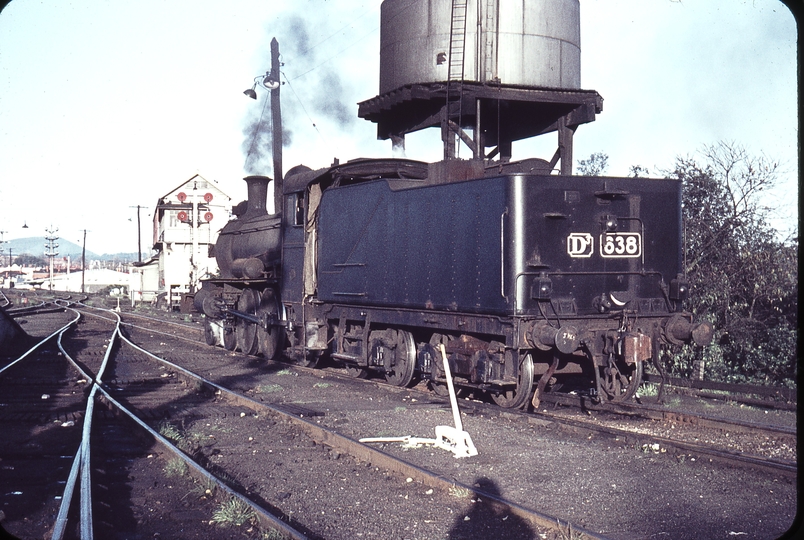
[242,12,360,176]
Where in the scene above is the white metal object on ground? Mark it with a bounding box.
[358,345,478,458]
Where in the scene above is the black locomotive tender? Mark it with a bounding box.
[195,157,713,407]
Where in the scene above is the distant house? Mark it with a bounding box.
[134,174,231,309]
[41,268,131,293]
[129,256,159,305]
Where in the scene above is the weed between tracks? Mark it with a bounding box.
[554,519,588,540]
[164,457,188,477]
[185,477,217,501]
[212,496,257,527]
[638,382,659,397]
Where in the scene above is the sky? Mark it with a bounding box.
[0,0,798,255]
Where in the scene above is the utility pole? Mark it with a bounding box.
[129,205,143,262]
[270,37,283,215]
[136,205,142,263]
[80,229,88,294]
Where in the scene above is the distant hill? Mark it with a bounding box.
[2,237,137,261]
[4,237,97,259]
[0,236,144,262]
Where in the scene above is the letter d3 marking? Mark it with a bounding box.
[567,233,594,258]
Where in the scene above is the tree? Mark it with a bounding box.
[14,253,46,268]
[576,152,609,176]
[664,142,797,386]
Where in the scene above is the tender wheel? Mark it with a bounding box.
[491,352,534,409]
[257,289,282,360]
[235,288,259,355]
[384,330,416,386]
[344,364,368,378]
[294,349,322,368]
[599,356,643,402]
[424,344,466,397]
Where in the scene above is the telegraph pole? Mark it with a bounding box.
[44,226,59,291]
[80,229,88,294]
[0,230,7,269]
[129,205,143,262]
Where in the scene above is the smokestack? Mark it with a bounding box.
[243,175,271,217]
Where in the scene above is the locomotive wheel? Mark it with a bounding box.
[235,288,259,355]
[383,330,416,387]
[256,290,281,360]
[599,357,643,402]
[204,319,218,346]
[223,324,237,351]
[491,352,534,409]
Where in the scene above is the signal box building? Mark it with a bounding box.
[148,174,231,309]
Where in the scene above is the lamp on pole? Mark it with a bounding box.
[244,37,283,213]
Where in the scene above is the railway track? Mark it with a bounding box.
[3,303,600,540]
[116,306,796,539]
[116,309,797,477]
[1,302,305,540]
[109,307,603,539]
[114,308,797,474]
[3,300,797,539]
[532,391,796,474]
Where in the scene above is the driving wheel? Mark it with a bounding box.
[235,288,259,355]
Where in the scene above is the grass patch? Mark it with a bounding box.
[638,382,659,397]
[186,477,217,501]
[448,485,470,499]
[258,384,283,393]
[157,421,182,442]
[163,457,188,478]
[212,496,256,527]
[157,422,212,452]
[556,519,588,540]
[663,396,682,408]
[275,369,294,376]
[313,382,331,388]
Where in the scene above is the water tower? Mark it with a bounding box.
[358,0,602,176]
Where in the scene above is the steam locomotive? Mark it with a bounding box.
[194,156,713,406]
